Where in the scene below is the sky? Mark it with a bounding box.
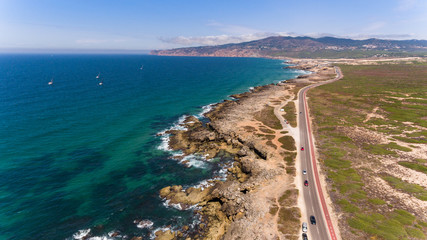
[1,0,427,52]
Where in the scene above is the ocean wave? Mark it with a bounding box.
[73,229,91,239]
[156,114,189,153]
[196,103,215,118]
[72,229,119,240]
[291,69,312,75]
[179,154,208,168]
[156,102,219,169]
[88,236,113,240]
[162,199,183,210]
[135,219,154,229]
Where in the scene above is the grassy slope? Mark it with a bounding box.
[308,63,427,239]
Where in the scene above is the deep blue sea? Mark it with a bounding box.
[0,54,302,239]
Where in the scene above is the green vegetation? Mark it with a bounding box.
[398,161,427,174]
[393,135,427,144]
[279,189,298,206]
[382,175,427,201]
[363,143,396,156]
[348,209,424,240]
[277,207,301,235]
[284,152,296,165]
[282,101,297,127]
[269,204,279,215]
[278,136,296,151]
[308,64,427,238]
[385,142,412,152]
[266,140,277,149]
[407,227,426,239]
[259,127,275,134]
[338,199,359,213]
[286,166,296,175]
[415,158,427,163]
[368,198,386,205]
[243,126,256,132]
[255,105,282,130]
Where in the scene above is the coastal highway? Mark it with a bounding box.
[299,67,342,240]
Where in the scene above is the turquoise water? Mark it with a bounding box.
[0,55,301,239]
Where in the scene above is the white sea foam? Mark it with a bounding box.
[157,134,171,151]
[107,231,123,237]
[197,103,215,118]
[157,103,217,155]
[73,229,91,239]
[88,237,112,240]
[292,69,312,75]
[157,114,189,152]
[162,199,183,210]
[179,154,208,168]
[135,219,154,229]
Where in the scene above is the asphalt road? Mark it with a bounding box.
[299,67,342,240]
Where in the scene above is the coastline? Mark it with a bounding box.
[153,59,338,239]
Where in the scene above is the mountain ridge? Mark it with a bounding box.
[151,36,427,58]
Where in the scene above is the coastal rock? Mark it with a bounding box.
[154,230,175,240]
[160,185,214,208]
[200,201,230,240]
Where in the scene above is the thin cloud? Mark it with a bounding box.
[349,33,415,40]
[159,32,284,46]
[363,21,387,32]
[207,21,260,35]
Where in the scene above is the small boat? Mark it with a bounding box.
[140,65,143,70]
[99,80,103,86]
[96,73,100,79]
[48,78,53,85]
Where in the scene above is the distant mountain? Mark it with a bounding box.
[151,36,427,58]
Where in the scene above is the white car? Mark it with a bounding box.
[303,170,307,175]
[302,222,308,233]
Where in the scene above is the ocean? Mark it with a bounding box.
[0,54,302,239]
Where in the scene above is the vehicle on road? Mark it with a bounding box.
[304,180,308,186]
[302,222,308,232]
[301,147,304,151]
[302,233,308,240]
[310,215,316,225]
[303,170,307,175]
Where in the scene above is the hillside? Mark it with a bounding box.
[150,36,427,59]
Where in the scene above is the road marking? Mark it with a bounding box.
[301,67,342,240]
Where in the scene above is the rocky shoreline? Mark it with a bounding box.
[154,60,337,240]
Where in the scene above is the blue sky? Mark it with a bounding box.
[1,0,426,51]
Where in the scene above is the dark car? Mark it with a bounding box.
[302,233,308,240]
[304,180,308,186]
[310,215,316,225]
